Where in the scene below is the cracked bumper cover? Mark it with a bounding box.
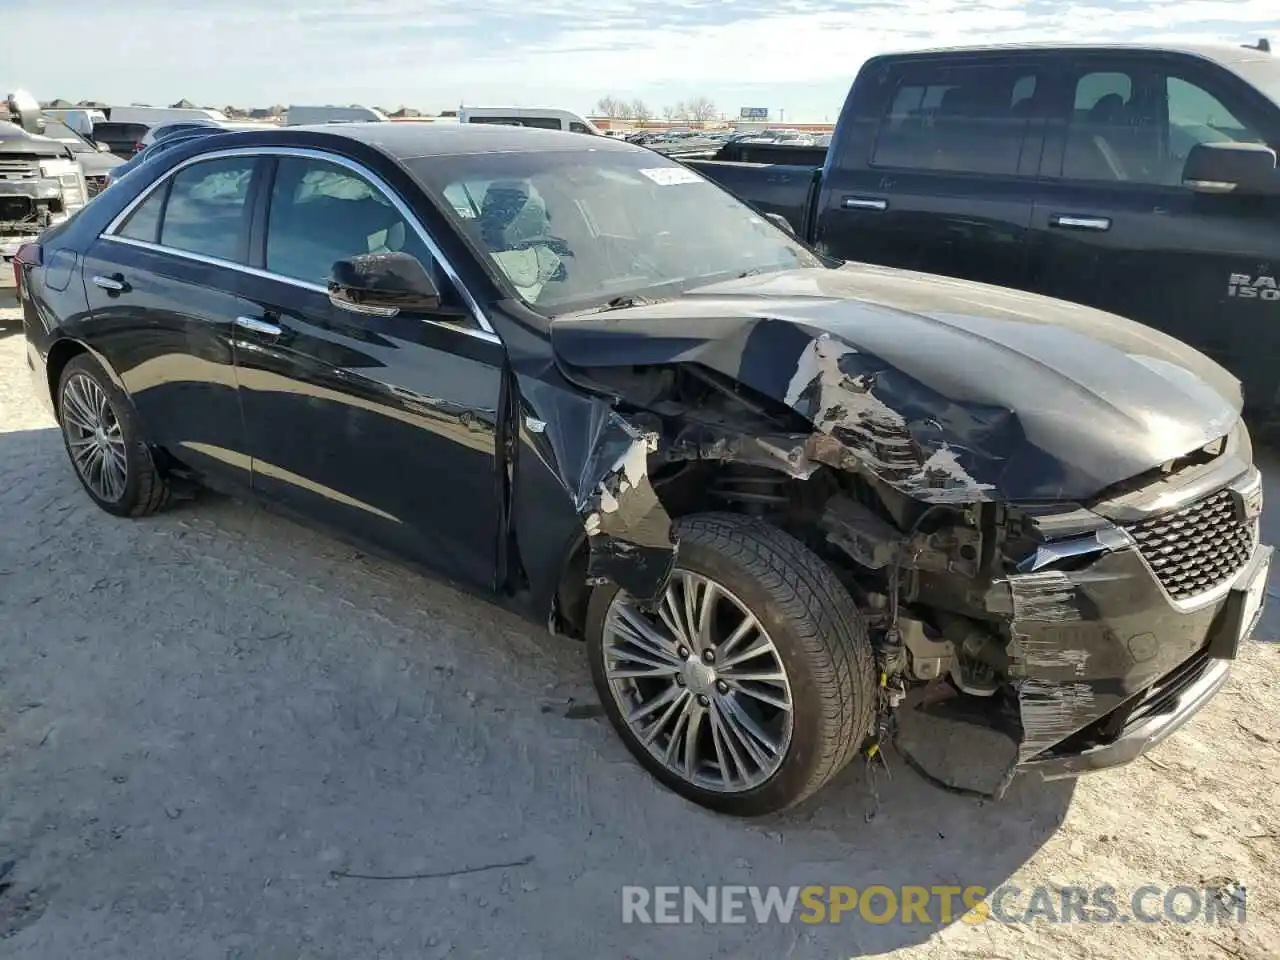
[996,472,1270,779]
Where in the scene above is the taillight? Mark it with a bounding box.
[132,142,145,155]
[13,242,42,299]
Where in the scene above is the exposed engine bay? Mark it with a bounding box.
[555,344,1267,796]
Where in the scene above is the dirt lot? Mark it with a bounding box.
[1,294,1278,959]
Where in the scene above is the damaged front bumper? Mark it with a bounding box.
[995,465,1271,780]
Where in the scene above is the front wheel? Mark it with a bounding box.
[586,513,876,816]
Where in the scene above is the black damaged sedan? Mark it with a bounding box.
[14,123,1273,815]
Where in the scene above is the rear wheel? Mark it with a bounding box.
[586,513,876,816]
[57,354,170,517]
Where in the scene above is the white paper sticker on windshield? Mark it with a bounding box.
[639,167,704,185]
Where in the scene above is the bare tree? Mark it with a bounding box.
[630,99,652,124]
[594,96,632,119]
[662,104,678,121]
[687,96,717,123]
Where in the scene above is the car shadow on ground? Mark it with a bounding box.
[0,423,1077,955]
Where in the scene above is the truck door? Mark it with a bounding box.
[1027,54,1280,414]
[814,55,1048,291]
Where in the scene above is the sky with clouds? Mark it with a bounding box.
[6,0,1278,120]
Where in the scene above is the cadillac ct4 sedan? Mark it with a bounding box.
[14,123,1273,816]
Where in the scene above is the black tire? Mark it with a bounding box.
[586,512,877,816]
[56,353,170,517]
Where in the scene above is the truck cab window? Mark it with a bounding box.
[1062,68,1265,186]
[871,65,1038,176]
[1165,76,1265,178]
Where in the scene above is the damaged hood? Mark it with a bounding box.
[549,263,1243,503]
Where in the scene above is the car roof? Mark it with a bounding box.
[271,122,645,159]
[872,41,1274,67]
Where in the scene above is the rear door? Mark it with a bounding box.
[814,54,1049,290]
[83,152,263,486]
[230,150,507,589]
[1027,53,1280,410]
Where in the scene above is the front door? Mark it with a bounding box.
[814,55,1048,291]
[1027,55,1280,411]
[82,153,263,487]
[230,151,506,589]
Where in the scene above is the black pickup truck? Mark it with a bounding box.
[688,42,1280,421]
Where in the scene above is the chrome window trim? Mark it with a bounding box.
[99,145,500,343]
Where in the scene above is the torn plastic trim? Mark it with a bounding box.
[1016,526,1136,573]
[572,405,678,604]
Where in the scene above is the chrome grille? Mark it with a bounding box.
[0,157,40,180]
[1127,488,1254,601]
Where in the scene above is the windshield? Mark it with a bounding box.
[40,119,94,152]
[405,148,823,314]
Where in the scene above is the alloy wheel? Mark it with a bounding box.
[61,373,129,503]
[601,570,795,793]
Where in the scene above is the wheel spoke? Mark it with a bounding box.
[718,635,774,670]
[723,679,792,712]
[681,702,706,779]
[600,569,793,794]
[609,605,683,666]
[641,688,690,746]
[626,683,682,725]
[718,693,781,765]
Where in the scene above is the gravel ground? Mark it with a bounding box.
[2,293,1278,959]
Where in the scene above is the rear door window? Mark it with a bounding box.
[157,156,256,262]
[871,62,1042,175]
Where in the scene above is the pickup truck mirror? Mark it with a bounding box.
[5,89,43,134]
[328,251,441,315]
[1183,142,1278,195]
[763,212,796,236]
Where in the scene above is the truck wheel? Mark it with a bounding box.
[56,354,170,518]
[586,512,876,816]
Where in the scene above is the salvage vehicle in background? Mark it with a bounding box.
[2,91,89,289]
[38,117,124,197]
[15,124,1272,815]
[688,42,1280,426]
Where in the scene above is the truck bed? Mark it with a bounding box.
[686,141,826,236]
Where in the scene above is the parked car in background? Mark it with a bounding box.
[15,123,1270,816]
[37,117,124,197]
[91,120,153,158]
[100,127,226,189]
[285,105,388,125]
[458,106,600,134]
[107,105,228,125]
[135,119,275,155]
[2,91,89,287]
[41,108,107,139]
[689,41,1280,426]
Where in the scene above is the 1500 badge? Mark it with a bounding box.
[1228,272,1279,300]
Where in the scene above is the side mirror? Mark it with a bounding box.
[1183,142,1278,195]
[97,142,112,152]
[328,251,441,316]
[764,212,796,236]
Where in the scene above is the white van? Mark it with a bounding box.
[108,106,228,125]
[285,105,388,126]
[458,107,601,135]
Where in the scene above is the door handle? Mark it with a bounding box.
[91,274,127,292]
[842,197,888,211]
[1050,215,1111,231]
[233,316,282,336]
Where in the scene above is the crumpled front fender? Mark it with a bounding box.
[512,372,677,611]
